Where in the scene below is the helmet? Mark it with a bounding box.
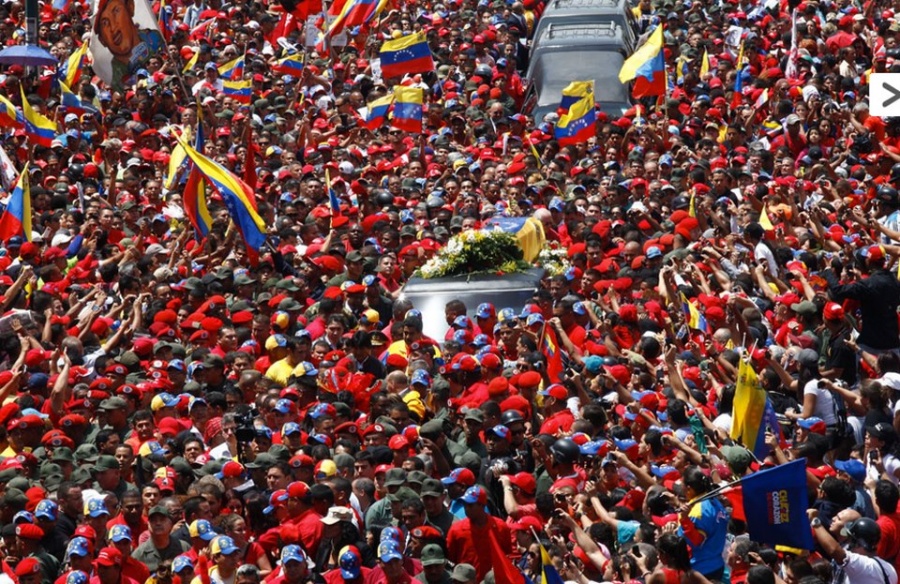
[878,185,899,207]
[671,195,690,210]
[473,64,493,80]
[890,162,900,184]
[67,164,85,181]
[844,518,881,551]
[500,410,525,425]
[550,438,580,465]
[374,191,394,208]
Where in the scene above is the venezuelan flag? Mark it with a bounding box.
[0,95,24,128]
[680,292,709,332]
[618,25,666,98]
[380,32,434,79]
[326,168,341,213]
[0,168,31,242]
[20,87,57,147]
[223,79,252,104]
[60,81,98,115]
[553,95,595,146]
[365,94,393,130]
[60,42,89,88]
[539,543,565,584]
[327,0,377,37]
[541,325,564,382]
[184,108,213,239]
[275,54,305,76]
[177,136,266,252]
[165,141,189,190]
[391,86,423,133]
[559,80,593,111]
[732,42,746,107]
[158,0,175,42]
[218,56,245,80]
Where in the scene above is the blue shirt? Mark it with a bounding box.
[679,497,728,575]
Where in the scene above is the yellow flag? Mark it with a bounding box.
[182,49,199,74]
[731,359,767,451]
[760,203,775,231]
[700,49,710,77]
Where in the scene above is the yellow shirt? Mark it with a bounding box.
[265,358,295,386]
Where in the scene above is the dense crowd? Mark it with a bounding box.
[4,0,900,583]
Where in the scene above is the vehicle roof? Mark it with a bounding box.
[530,22,629,50]
[543,0,630,11]
[532,11,636,50]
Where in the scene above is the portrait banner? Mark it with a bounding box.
[90,0,164,91]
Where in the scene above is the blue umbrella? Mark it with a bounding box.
[0,45,58,67]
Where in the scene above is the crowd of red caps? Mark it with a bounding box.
[4,0,900,583]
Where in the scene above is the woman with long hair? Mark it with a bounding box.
[648,533,714,584]
[674,467,728,581]
[220,513,273,577]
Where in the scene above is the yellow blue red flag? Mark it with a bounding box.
[619,25,666,97]
[20,87,57,147]
[176,136,266,253]
[0,167,31,242]
[380,32,434,79]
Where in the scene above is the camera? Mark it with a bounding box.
[234,408,260,443]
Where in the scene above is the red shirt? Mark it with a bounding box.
[364,560,420,584]
[877,512,900,569]
[285,508,324,557]
[446,517,512,581]
[324,567,373,584]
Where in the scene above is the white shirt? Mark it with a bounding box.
[841,550,898,584]
[802,379,838,425]
[755,240,778,277]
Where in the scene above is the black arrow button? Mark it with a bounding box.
[886,83,900,108]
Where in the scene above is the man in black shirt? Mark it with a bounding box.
[826,245,900,354]
[53,483,82,541]
[821,302,858,387]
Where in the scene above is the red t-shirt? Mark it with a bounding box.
[877,512,900,569]
[446,517,512,581]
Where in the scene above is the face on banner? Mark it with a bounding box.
[90,0,163,91]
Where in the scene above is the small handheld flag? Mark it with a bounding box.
[391,86,423,133]
[60,81,98,115]
[60,42,89,88]
[0,168,32,242]
[553,95,596,146]
[559,80,594,111]
[222,79,252,104]
[380,32,435,79]
[364,95,393,130]
[274,54,305,76]
[217,56,245,80]
[20,87,58,147]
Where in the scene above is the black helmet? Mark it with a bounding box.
[878,185,899,207]
[550,438,580,465]
[845,518,881,551]
[374,191,394,208]
[672,195,690,210]
[500,410,525,426]
[474,64,493,80]
[890,162,900,184]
